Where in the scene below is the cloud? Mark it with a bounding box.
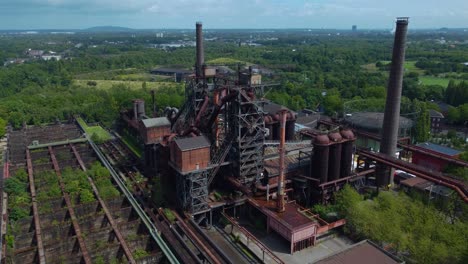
[0,0,467,29]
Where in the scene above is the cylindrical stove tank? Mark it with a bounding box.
[340,129,355,178]
[311,134,330,184]
[286,119,296,140]
[273,122,280,140]
[137,100,145,118]
[327,132,343,182]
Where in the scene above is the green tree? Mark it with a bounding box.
[363,86,386,99]
[0,117,6,137]
[458,103,468,123]
[447,107,460,124]
[323,93,343,116]
[414,102,430,142]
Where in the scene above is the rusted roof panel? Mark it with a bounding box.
[316,240,403,264]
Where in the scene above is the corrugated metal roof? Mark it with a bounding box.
[429,109,444,118]
[150,67,192,74]
[401,177,428,187]
[345,112,413,130]
[141,117,171,128]
[296,114,320,127]
[416,142,462,157]
[263,101,289,115]
[316,240,403,264]
[175,136,210,151]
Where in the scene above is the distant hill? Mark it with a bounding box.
[83,26,135,32]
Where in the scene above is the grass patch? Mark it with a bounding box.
[77,117,111,143]
[134,249,150,259]
[74,79,177,90]
[361,63,379,72]
[419,76,462,87]
[163,208,176,223]
[403,61,421,72]
[206,57,251,66]
[362,60,424,74]
[120,133,142,158]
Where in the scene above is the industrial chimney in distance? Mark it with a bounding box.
[196,22,204,77]
[377,17,409,188]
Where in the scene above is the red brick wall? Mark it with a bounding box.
[140,124,170,144]
[170,145,210,173]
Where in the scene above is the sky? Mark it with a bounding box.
[0,0,467,30]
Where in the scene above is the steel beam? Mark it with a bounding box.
[25,150,46,264]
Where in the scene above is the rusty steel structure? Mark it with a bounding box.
[358,148,468,202]
[318,118,468,203]
[377,17,409,187]
[70,144,136,264]
[99,137,232,264]
[25,150,46,264]
[5,124,169,263]
[168,22,270,215]
[48,146,93,264]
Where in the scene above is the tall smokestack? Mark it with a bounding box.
[133,100,138,120]
[196,22,204,77]
[377,17,409,187]
[151,90,156,117]
[277,109,287,213]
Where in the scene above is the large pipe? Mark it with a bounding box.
[195,95,210,126]
[196,22,204,77]
[277,109,287,213]
[377,17,409,188]
[206,90,238,127]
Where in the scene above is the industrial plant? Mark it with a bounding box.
[1,18,467,264]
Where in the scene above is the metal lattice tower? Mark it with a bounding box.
[176,170,209,214]
[229,84,266,184]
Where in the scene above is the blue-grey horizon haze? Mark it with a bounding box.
[0,0,466,30]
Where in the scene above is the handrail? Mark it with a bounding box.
[221,212,284,264]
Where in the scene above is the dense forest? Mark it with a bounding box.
[314,185,468,264]
[0,30,467,140]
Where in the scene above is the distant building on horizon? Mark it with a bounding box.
[352,25,357,32]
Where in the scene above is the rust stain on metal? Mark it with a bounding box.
[25,149,46,264]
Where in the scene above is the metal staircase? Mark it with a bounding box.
[207,135,234,185]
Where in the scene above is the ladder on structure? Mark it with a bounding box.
[207,135,234,185]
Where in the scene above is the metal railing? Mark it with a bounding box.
[208,136,234,185]
[221,212,284,264]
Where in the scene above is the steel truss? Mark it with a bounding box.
[176,170,210,214]
[229,86,266,184]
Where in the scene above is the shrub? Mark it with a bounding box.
[80,189,95,203]
[9,207,29,221]
[134,249,149,259]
